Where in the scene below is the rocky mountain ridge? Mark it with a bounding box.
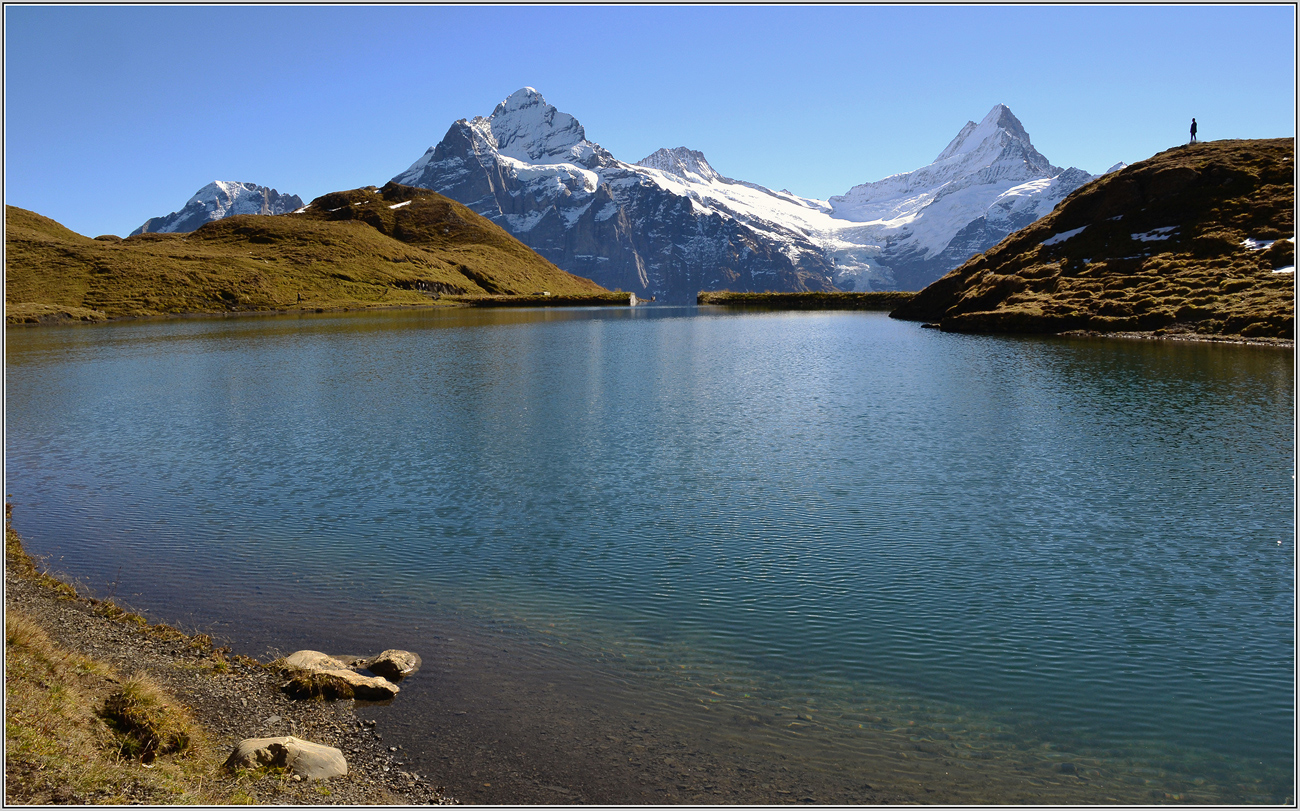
[392,89,1107,300]
[393,88,833,302]
[131,181,303,236]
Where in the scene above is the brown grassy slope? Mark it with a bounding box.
[6,184,605,323]
[891,138,1295,339]
[293,182,606,296]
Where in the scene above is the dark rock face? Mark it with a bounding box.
[132,182,303,236]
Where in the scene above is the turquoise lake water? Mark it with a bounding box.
[5,307,1294,803]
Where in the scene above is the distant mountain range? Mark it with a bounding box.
[392,88,1117,300]
[131,181,302,236]
[128,90,1117,300]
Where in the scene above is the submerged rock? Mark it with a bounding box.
[365,650,422,681]
[225,735,347,781]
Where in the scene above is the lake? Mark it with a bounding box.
[5,306,1294,803]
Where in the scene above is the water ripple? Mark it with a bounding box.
[5,308,1294,801]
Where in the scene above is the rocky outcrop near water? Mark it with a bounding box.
[4,511,451,804]
[891,138,1295,340]
[131,181,303,236]
[274,649,407,701]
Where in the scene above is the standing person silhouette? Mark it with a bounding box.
[1190,118,1198,144]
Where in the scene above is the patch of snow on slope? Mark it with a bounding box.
[502,156,600,193]
[1043,226,1088,246]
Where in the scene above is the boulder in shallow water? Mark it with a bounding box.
[277,651,400,700]
[365,649,422,681]
[225,735,347,780]
[281,667,400,701]
[326,669,400,700]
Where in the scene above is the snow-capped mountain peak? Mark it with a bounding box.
[479,87,595,166]
[934,104,1034,163]
[131,181,302,236]
[183,181,259,210]
[635,147,726,184]
[827,103,1063,229]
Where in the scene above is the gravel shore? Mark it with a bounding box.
[4,532,456,805]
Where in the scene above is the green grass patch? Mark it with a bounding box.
[4,611,229,804]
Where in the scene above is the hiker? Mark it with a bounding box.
[1190,118,1198,144]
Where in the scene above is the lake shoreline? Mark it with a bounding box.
[9,297,1294,350]
[4,293,635,328]
[4,512,927,805]
[4,513,455,805]
[1057,328,1294,348]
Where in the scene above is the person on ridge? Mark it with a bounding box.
[1190,118,1198,144]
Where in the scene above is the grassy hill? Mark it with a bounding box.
[6,183,608,324]
[891,138,1294,340]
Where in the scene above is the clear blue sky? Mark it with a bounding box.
[5,5,1295,238]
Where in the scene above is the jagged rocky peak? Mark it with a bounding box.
[477,87,597,166]
[830,103,1064,220]
[636,147,726,184]
[189,181,300,213]
[935,104,1034,161]
[130,181,303,236]
[933,103,1058,181]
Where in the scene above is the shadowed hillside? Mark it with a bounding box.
[6,184,606,324]
[891,138,1294,340]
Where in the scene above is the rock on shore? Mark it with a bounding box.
[226,736,348,781]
